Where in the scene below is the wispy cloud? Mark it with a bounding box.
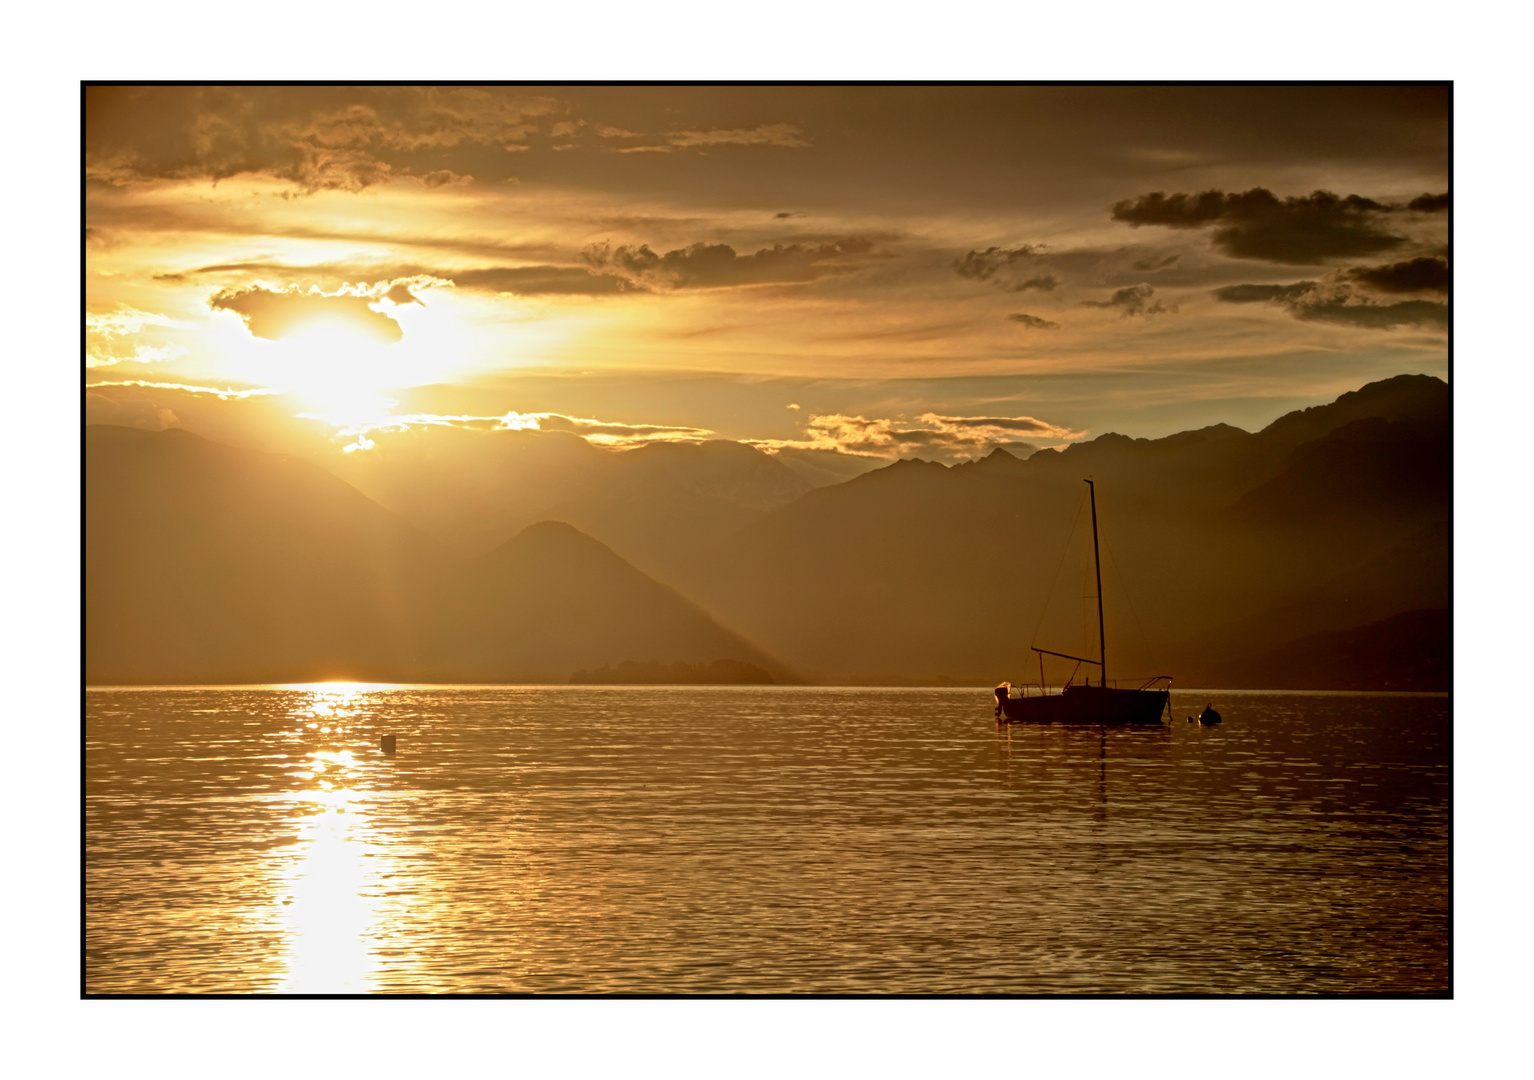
[86,305,190,337]
[663,123,809,149]
[953,245,1060,293]
[1082,283,1177,317]
[86,380,286,399]
[330,409,718,451]
[86,305,194,366]
[86,344,187,368]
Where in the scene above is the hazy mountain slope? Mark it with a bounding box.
[331,427,811,583]
[87,425,445,684]
[681,375,1448,686]
[525,439,812,586]
[1208,608,1449,691]
[1175,517,1449,682]
[87,426,787,685]
[418,520,788,683]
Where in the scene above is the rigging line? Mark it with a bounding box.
[1101,529,1160,677]
[1029,486,1090,651]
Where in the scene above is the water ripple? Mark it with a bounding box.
[86,686,1447,994]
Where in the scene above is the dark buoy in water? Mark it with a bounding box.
[380,734,397,754]
[1198,703,1221,725]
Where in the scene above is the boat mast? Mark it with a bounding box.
[1085,479,1106,688]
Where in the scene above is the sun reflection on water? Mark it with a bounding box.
[274,687,394,993]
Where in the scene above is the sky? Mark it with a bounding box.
[86,84,1448,466]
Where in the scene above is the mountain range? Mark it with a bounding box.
[85,426,782,685]
[85,373,1449,689]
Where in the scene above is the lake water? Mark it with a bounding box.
[85,685,1448,995]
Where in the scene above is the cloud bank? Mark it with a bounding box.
[1112,188,1410,264]
[1213,262,1447,331]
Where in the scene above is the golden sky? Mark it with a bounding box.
[85,85,1448,464]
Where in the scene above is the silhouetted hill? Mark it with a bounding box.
[87,427,787,685]
[678,375,1447,687]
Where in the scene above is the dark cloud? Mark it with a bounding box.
[581,238,872,290]
[952,245,1060,292]
[209,286,404,343]
[1111,188,1406,264]
[774,211,804,219]
[86,86,566,192]
[1082,283,1176,317]
[954,245,1041,280]
[420,169,471,188]
[452,266,643,296]
[1341,256,1448,294]
[1013,275,1059,292]
[1294,297,1447,330]
[1212,282,1319,303]
[1132,253,1181,271]
[1408,192,1450,212]
[169,258,640,298]
[1211,277,1446,330]
[1007,313,1061,330]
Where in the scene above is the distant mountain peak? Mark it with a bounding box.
[1258,372,1447,450]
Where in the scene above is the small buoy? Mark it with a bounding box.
[380,734,396,754]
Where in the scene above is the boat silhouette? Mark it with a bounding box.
[995,480,1172,724]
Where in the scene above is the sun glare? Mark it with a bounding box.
[209,293,486,430]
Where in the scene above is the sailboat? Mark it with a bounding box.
[995,480,1171,724]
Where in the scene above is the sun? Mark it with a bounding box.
[267,324,403,426]
[208,287,493,430]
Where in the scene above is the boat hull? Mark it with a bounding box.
[996,684,1168,725]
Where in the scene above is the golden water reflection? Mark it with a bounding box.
[274,688,393,993]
